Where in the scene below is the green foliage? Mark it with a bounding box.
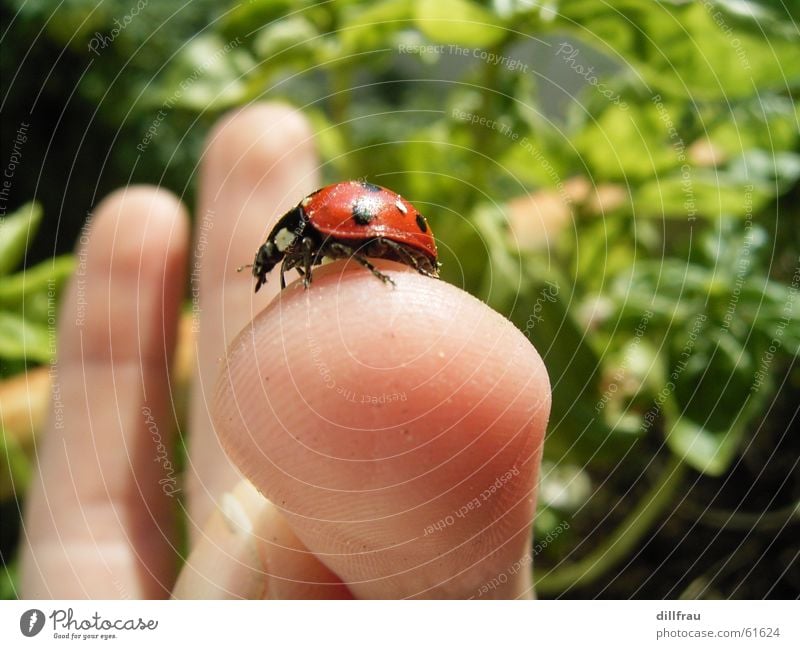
[415,0,506,47]
[153,35,255,112]
[554,0,800,99]
[0,430,31,502]
[0,561,18,600]
[0,204,74,367]
[0,203,41,276]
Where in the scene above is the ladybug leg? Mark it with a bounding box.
[301,236,316,288]
[380,238,439,278]
[352,254,397,286]
[279,256,294,289]
[328,242,396,287]
[275,239,315,289]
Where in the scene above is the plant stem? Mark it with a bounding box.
[535,453,687,595]
[681,500,800,531]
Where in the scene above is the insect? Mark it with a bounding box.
[243,180,439,292]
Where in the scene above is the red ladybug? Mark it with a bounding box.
[246,180,439,291]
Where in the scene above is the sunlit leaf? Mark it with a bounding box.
[0,203,42,277]
[703,96,799,159]
[538,461,592,511]
[665,416,739,476]
[415,0,506,47]
[664,379,768,476]
[0,313,52,363]
[555,0,800,99]
[631,174,774,220]
[340,0,414,53]
[220,0,303,39]
[573,102,684,182]
[158,35,254,111]
[727,150,800,193]
[254,15,319,62]
[0,256,75,325]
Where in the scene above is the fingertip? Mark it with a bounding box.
[218,262,551,476]
[213,265,550,596]
[88,185,189,269]
[202,102,316,197]
[64,186,189,362]
[94,184,189,231]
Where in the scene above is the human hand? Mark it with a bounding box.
[20,103,551,599]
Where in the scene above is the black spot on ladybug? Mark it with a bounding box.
[352,198,377,224]
[416,213,428,232]
[359,181,382,193]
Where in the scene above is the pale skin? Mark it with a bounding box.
[20,103,551,599]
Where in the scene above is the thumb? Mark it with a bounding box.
[213,261,550,598]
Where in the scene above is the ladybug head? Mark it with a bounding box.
[252,241,282,292]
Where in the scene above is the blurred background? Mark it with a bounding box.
[1,0,798,598]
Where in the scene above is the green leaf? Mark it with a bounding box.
[608,260,705,324]
[254,15,319,62]
[555,0,800,100]
[703,96,800,160]
[415,0,506,47]
[340,0,414,54]
[0,431,31,502]
[572,216,638,291]
[0,256,75,325]
[702,0,800,36]
[220,0,301,39]
[632,172,773,219]
[665,413,743,476]
[158,35,254,111]
[0,312,52,363]
[727,150,800,193]
[478,245,615,462]
[0,202,42,276]
[538,461,592,512]
[572,102,684,182]
[0,560,19,599]
[498,131,572,190]
[664,328,772,475]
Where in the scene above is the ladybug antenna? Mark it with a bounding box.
[236,264,253,273]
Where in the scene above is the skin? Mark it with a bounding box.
[20,103,551,599]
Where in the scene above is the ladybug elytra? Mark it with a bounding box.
[245,180,439,291]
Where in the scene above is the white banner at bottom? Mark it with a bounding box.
[1,600,797,648]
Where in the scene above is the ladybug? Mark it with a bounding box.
[245,180,439,291]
